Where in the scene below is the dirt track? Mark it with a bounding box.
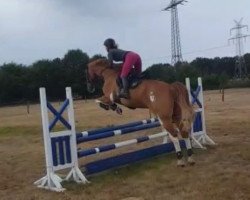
[0,88,250,200]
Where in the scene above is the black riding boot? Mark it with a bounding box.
[119,77,129,99]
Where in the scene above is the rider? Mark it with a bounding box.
[103,38,142,99]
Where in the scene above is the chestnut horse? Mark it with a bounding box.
[87,59,195,166]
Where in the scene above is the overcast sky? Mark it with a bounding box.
[0,0,250,69]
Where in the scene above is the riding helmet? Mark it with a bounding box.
[103,38,117,49]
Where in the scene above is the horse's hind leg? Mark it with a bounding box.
[185,138,195,165]
[158,117,170,144]
[160,117,186,167]
[183,132,195,165]
[176,122,195,165]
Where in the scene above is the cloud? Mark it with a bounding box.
[0,0,249,68]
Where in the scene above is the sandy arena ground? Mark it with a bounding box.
[0,88,250,200]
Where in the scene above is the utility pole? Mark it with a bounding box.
[229,18,250,79]
[162,0,187,66]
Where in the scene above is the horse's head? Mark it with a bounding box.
[86,58,110,93]
[87,58,110,81]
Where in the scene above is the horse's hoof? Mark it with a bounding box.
[110,103,117,111]
[187,156,196,166]
[116,107,123,115]
[99,103,110,110]
[177,159,186,167]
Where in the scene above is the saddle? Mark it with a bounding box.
[116,69,148,90]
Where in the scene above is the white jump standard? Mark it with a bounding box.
[185,77,215,148]
[34,88,88,192]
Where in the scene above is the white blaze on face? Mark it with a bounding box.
[149,91,156,102]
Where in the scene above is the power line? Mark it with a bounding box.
[143,44,231,62]
[183,44,230,55]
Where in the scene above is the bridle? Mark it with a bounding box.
[85,69,95,93]
[86,65,110,93]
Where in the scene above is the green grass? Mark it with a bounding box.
[0,126,40,137]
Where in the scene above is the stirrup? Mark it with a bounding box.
[119,89,129,99]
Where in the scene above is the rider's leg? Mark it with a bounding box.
[119,52,136,98]
[120,52,141,98]
[119,77,129,98]
[134,55,142,76]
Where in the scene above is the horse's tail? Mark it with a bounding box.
[171,82,195,132]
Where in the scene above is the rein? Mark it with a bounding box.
[85,69,95,93]
[86,62,113,93]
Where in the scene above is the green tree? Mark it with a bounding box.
[175,62,199,83]
[62,49,89,98]
[29,59,67,100]
[0,63,29,103]
[145,63,176,83]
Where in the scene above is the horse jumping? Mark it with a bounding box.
[88,58,195,166]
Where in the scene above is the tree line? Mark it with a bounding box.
[0,49,250,105]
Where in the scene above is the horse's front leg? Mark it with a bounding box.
[96,96,122,115]
[96,96,111,110]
